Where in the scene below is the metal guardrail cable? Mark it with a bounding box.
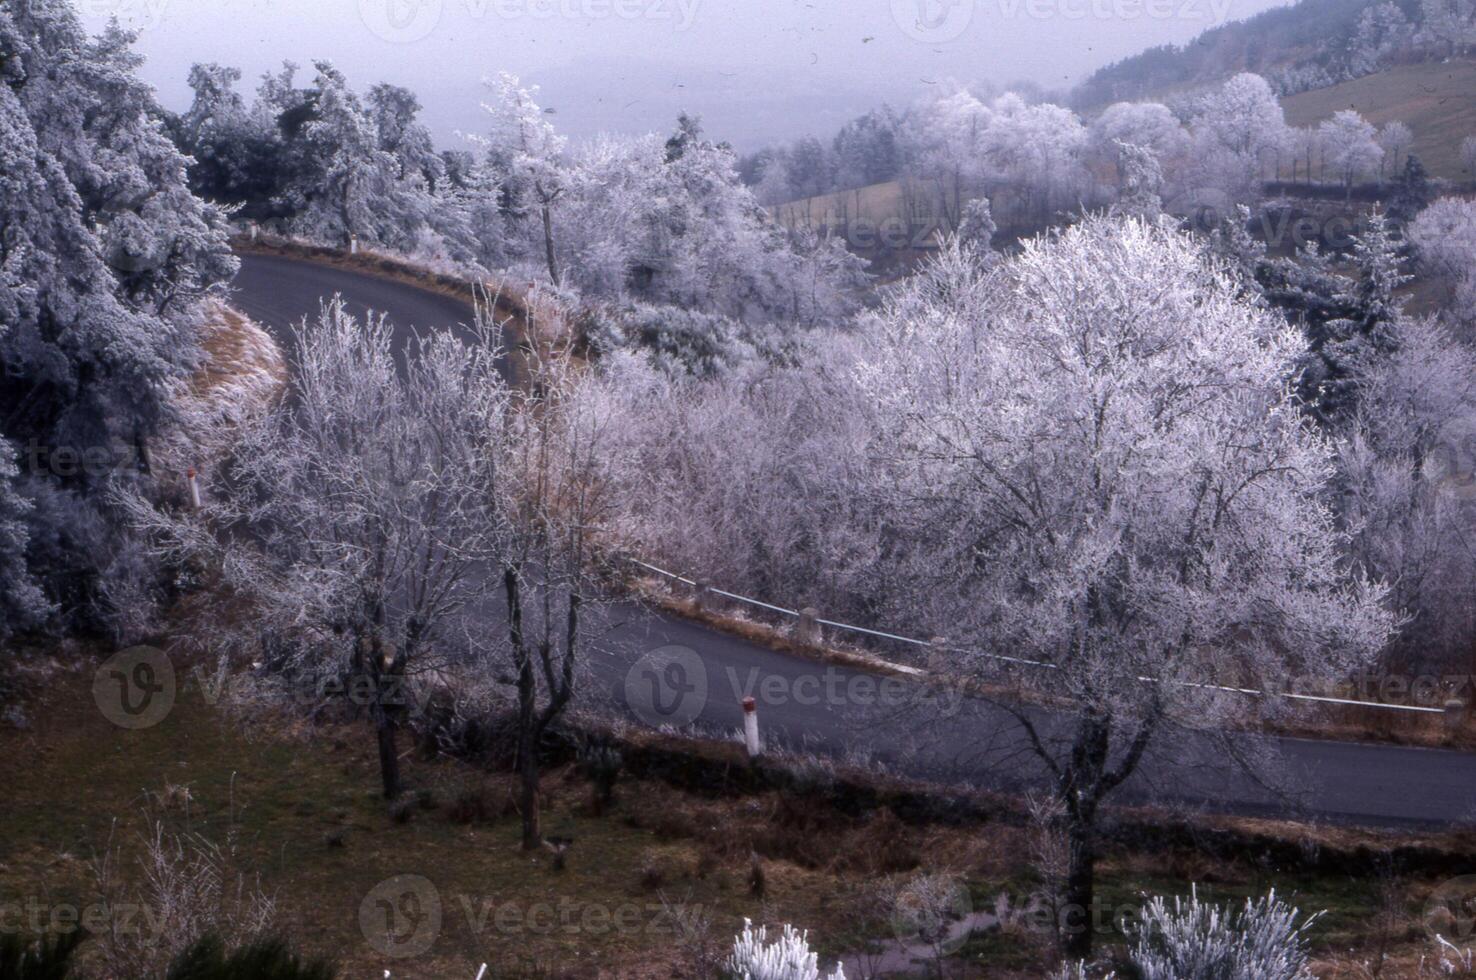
[627,555,1451,715]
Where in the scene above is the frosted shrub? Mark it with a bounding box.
[1130,888,1319,980]
[726,919,846,980]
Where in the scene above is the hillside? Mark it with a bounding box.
[1073,0,1388,107]
[1282,59,1476,179]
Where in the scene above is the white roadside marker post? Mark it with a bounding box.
[350,234,359,255]
[797,607,822,647]
[1446,698,1467,733]
[742,696,762,760]
[186,467,202,511]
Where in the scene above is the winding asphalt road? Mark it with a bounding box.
[232,252,1476,831]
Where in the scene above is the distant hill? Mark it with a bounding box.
[1073,0,1475,109]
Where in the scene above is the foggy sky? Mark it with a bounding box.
[77,0,1296,150]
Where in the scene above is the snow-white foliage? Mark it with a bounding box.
[474,94,866,330]
[1090,101,1187,200]
[1318,109,1384,187]
[1406,197,1476,319]
[1189,73,1292,200]
[1377,120,1414,174]
[725,920,845,980]
[594,213,1394,727]
[124,300,510,674]
[1341,315,1476,664]
[856,216,1392,725]
[955,197,998,252]
[0,0,236,635]
[1129,888,1319,980]
[903,87,1092,226]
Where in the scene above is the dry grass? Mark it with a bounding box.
[1282,59,1476,181]
[5,638,1476,977]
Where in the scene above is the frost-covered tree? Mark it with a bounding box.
[1089,101,1186,191]
[0,444,48,641]
[286,62,435,250]
[124,303,509,800]
[493,337,615,849]
[1406,196,1476,316]
[906,88,994,228]
[1351,2,1414,75]
[726,920,846,980]
[956,197,997,252]
[1190,73,1291,200]
[981,93,1089,218]
[0,0,235,635]
[831,107,902,189]
[1340,315,1476,668]
[551,126,866,330]
[368,84,443,190]
[1377,120,1413,176]
[1387,153,1434,226]
[754,152,794,206]
[1319,109,1383,192]
[1113,140,1165,218]
[856,216,1393,956]
[1288,125,1321,183]
[1298,212,1407,423]
[784,135,834,201]
[478,72,568,286]
[178,63,284,213]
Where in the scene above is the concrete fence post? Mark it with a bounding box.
[742,696,762,759]
[1446,698,1468,733]
[186,467,202,511]
[690,580,712,614]
[797,608,822,646]
[927,636,950,674]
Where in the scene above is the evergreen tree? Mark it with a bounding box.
[0,0,234,635]
[1387,153,1434,226]
[663,111,703,163]
[1302,212,1408,422]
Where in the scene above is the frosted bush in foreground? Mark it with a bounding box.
[726,920,846,980]
[1130,888,1318,980]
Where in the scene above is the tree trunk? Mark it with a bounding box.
[506,567,544,850]
[540,200,562,287]
[518,727,541,850]
[375,714,401,800]
[1062,817,1097,959]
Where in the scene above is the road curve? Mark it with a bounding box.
[231,252,1476,831]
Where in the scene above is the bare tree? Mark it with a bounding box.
[489,322,614,850]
